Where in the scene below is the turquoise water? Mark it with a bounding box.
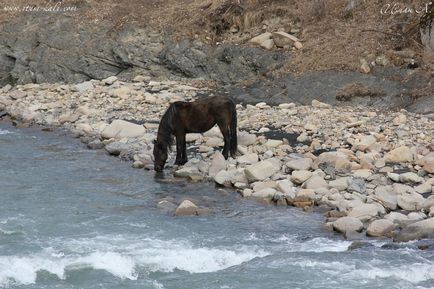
[0,122,433,289]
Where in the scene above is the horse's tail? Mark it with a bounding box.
[229,101,238,157]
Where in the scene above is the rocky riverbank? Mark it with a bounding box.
[1,76,434,242]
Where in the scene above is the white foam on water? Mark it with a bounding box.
[135,245,268,273]
[345,263,434,284]
[0,236,268,285]
[0,255,67,286]
[70,251,137,280]
[289,258,434,285]
[284,237,352,253]
[0,129,11,135]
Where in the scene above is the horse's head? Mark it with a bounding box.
[153,139,168,172]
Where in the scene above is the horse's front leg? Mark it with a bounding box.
[174,135,183,165]
[218,124,230,159]
[180,133,188,165]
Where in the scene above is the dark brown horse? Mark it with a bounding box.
[153,95,237,172]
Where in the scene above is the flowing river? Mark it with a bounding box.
[0,122,433,289]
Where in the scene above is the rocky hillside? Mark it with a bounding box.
[0,0,433,113]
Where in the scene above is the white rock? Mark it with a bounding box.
[209,151,227,178]
[278,103,295,109]
[397,192,425,211]
[385,212,409,224]
[348,203,379,221]
[394,217,434,242]
[286,158,313,171]
[329,177,350,191]
[75,81,94,92]
[399,172,423,184]
[260,39,274,50]
[311,99,330,108]
[175,200,198,216]
[251,188,277,199]
[174,167,202,179]
[206,137,223,147]
[384,146,415,163]
[245,161,280,182]
[352,169,372,179]
[272,31,299,48]
[203,126,222,138]
[291,170,313,184]
[302,174,328,190]
[276,180,295,196]
[333,217,364,233]
[415,179,434,194]
[265,139,283,148]
[214,170,231,186]
[101,120,146,139]
[102,76,118,85]
[186,133,202,142]
[238,131,256,146]
[237,153,259,165]
[374,186,398,210]
[250,32,273,45]
[252,181,277,192]
[367,219,396,237]
[387,172,400,182]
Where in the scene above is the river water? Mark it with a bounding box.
[0,122,433,289]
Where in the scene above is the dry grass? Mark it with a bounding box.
[0,0,430,74]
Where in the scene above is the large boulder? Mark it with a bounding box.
[394,217,434,242]
[384,146,415,163]
[348,203,379,221]
[244,160,280,182]
[302,174,328,190]
[399,172,423,184]
[213,170,232,187]
[101,120,146,139]
[367,219,396,237]
[397,192,425,211]
[251,188,277,200]
[208,151,227,178]
[416,153,434,173]
[237,153,259,165]
[291,170,313,184]
[333,217,364,234]
[174,167,203,180]
[329,177,350,191]
[272,31,299,48]
[313,151,352,171]
[175,200,199,216]
[374,186,398,210]
[250,32,272,46]
[286,158,313,171]
[237,131,257,146]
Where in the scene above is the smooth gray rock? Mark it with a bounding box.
[394,217,434,242]
[245,160,280,182]
[367,219,396,237]
[333,217,364,233]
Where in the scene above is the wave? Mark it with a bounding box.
[0,129,11,135]
[0,236,268,286]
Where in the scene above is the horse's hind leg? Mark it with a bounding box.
[181,133,188,165]
[175,133,188,165]
[217,123,230,159]
[175,134,185,165]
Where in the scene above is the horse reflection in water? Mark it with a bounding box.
[153,96,237,172]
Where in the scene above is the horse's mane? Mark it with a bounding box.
[157,103,177,150]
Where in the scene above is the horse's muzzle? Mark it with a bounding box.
[154,165,163,172]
